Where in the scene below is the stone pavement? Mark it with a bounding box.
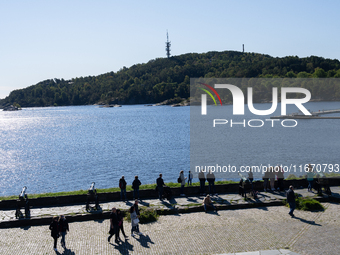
[0,187,339,254]
[1,187,339,223]
[219,250,300,255]
[0,202,339,254]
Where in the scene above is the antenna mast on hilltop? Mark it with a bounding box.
[165,30,171,58]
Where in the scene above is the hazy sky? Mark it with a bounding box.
[1,0,339,99]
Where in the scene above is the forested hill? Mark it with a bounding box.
[1,50,340,108]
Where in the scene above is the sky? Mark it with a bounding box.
[1,0,340,99]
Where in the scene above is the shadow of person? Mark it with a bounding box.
[125,201,133,206]
[94,219,104,224]
[185,196,200,202]
[206,210,220,216]
[161,200,176,209]
[20,226,31,230]
[110,239,134,254]
[256,206,269,211]
[292,216,322,226]
[134,234,154,248]
[168,197,177,204]
[59,248,76,255]
[220,199,231,205]
[139,201,150,207]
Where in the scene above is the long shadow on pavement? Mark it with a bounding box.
[55,248,76,255]
[20,226,31,230]
[292,216,322,226]
[161,200,176,209]
[133,234,154,249]
[139,201,150,207]
[110,239,134,255]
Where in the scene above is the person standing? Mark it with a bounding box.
[108,207,119,244]
[269,167,275,191]
[263,168,270,192]
[198,169,206,195]
[276,165,284,191]
[119,176,127,201]
[306,166,315,192]
[133,199,140,216]
[132,176,141,199]
[116,209,127,240]
[248,168,254,190]
[49,216,59,252]
[58,215,69,250]
[206,169,217,195]
[179,170,187,196]
[248,168,254,182]
[130,206,142,237]
[188,171,193,185]
[287,185,296,217]
[156,174,165,200]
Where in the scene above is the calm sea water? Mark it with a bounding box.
[1,102,339,196]
[0,105,189,196]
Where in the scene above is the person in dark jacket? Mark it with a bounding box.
[116,209,127,240]
[49,216,59,251]
[286,185,296,217]
[156,174,165,200]
[58,215,69,249]
[276,165,284,191]
[108,207,119,244]
[132,176,141,199]
[206,169,217,195]
[198,169,206,195]
[119,176,127,201]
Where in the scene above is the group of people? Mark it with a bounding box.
[119,175,142,201]
[198,170,218,196]
[49,215,69,252]
[49,167,307,251]
[262,166,284,192]
[155,169,218,199]
[107,200,142,244]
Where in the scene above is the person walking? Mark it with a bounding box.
[58,215,69,250]
[130,206,142,237]
[207,169,217,195]
[287,185,296,217]
[117,209,128,240]
[108,207,119,244]
[202,194,217,213]
[119,176,127,201]
[49,216,59,252]
[132,176,141,199]
[156,174,165,200]
[179,170,187,196]
[188,171,193,185]
[198,169,206,195]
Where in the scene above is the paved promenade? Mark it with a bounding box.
[1,202,339,254]
[2,187,339,223]
[0,187,339,254]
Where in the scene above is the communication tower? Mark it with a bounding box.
[166,31,171,58]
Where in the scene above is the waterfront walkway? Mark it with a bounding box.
[0,187,339,254]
